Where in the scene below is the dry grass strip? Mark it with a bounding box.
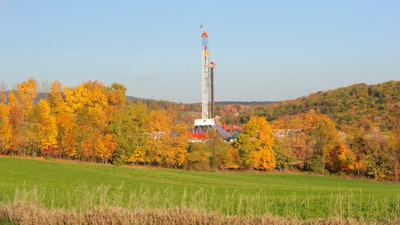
[0,201,398,225]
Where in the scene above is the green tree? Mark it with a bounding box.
[187,142,212,171]
[214,146,240,170]
[273,139,296,171]
[206,128,230,169]
[110,103,148,165]
[364,130,390,180]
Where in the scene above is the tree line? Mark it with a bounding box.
[0,78,399,181]
[0,78,276,170]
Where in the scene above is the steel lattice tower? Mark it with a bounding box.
[201,30,210,121]
[195,27,215,126]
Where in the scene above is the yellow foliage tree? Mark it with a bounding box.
[146,109,188,167]
[106,83,127,121]
[95,134,117,163]
[49,81,76,157]
[169,122,189,167]
[0,103,12,152]
[236,116,276,170]
[252,116,276,170]
[146,109,171,165]
[63,81,114,162]
[31,99,58,155]
[16,78,37,116]
[64,81,107,111]
[8,91,23,155]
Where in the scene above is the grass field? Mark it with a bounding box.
[1,156,400,224]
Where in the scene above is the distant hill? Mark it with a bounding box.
[244,80,400,132]
[0,91,48,104]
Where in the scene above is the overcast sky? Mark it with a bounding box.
[0,1,399,103]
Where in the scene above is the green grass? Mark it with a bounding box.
[1,156,399,222]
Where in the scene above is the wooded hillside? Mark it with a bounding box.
[242,81,400,131]
[244,81,400,180]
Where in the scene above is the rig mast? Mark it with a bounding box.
[195,27,216,127]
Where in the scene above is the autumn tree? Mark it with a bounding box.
[29,99,58,157]
[48,81,63,111]
[64,81,115,162]
[364,129,390,180]
[146,109,171,166]
[64,81,108,111]
[95,133,117,163]
[5,78,39,156]
[74,103,110,161]
[271,110,340,173]
[0,103,12,153]
[8,91,23,155]
[234,122,258,169]
[146,109,189,168]
[16,78,38,117]
[106,83,127,120]
[235,116,275,170]
[273,139,296,171]
[387,112,400,182]
[110,103,148,165]
[206,128,230,169]
[49,81,76,157]
[187,142,212,171]
[327,143,356,173]
[0,83,10,153]
[214,145,240,170]
[270,115,311,170]
[308,112,339,174]
[167,121,189,168]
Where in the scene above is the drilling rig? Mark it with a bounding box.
[191,27,237,142]
[194,27,217,127]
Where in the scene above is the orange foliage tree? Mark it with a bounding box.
[0,103,12,153]
[328,143,356,173]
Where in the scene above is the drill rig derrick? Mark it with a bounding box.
[194,27,216,127]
